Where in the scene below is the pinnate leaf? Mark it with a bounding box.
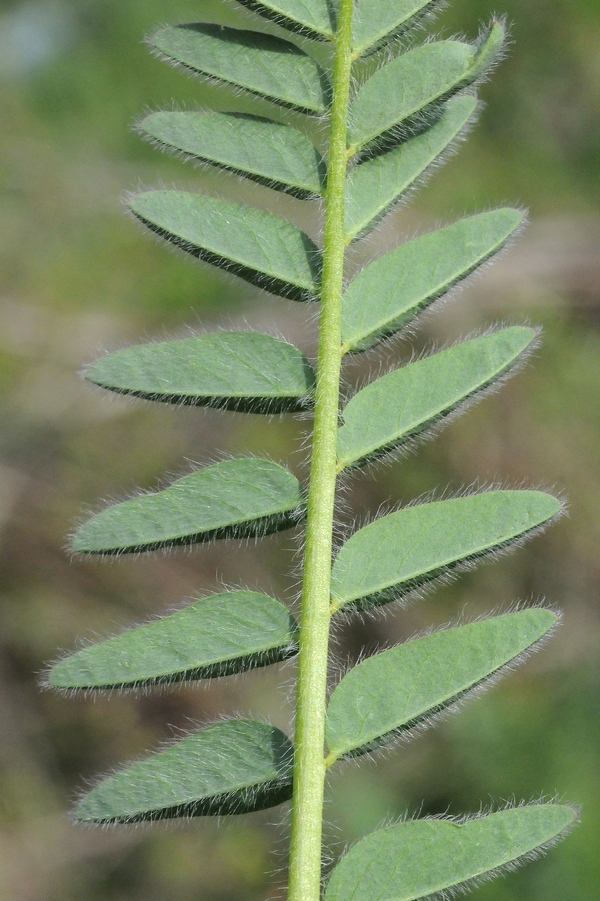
[326,609,557,760]
[86,332,316,414]
[345,95,477,242]
[235,0,334,41]
[337,327,535,470]
[130,191,322,302]
[348,23,504,152]
[151,24,329,113]
[139,111,325,199]
[324,805,577,901]
[353,0,443,57]
[73,459,305,555]
[49,591,299,690]
[75,720,294,823]
[342,209,523,353]
[330,491,561,613]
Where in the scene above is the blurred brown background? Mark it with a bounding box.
[1,0,599,898]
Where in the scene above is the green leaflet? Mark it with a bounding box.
[150,24,329,114]
[345,95,477,242]
[138,111,326,199]
[49,591,299,689]
[326,609,557,760]
[348,23,504,153]
[130,191,322,302]
[353,0,442,56]
[72,459,305,555]
[324,805,577,901]
[330,491,561,613]
[86,332,316,414]
[337,327,535,470]
[75,720,294,823]
[235,0,334,41]
[342,208,524,353]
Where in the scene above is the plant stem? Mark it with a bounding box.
[287,3,354,900]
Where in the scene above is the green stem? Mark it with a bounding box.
[288,3,354,900]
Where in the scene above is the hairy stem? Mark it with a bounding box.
[287,3,354,900]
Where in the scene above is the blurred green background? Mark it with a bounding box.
[1,0,599,898]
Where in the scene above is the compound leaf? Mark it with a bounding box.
[49,591,299,690]
[330,491,561,613]
[130,191,322,302]
[138,111,326,199]
[324,805,577,901]
[151,24,329,113]
[345,95,477,242]
[353,0,443,57]
[73,459,305,555]
[86,332,316,414]
[337,327,535,470]
[326,608,557,760]
[348,23,504,153]
[235,0,334,41]
[75,720,294,823]
[342,208,523,353]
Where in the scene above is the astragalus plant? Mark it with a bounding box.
[48,1,576,899]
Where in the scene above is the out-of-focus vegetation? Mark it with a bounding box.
[1,1,598,898]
